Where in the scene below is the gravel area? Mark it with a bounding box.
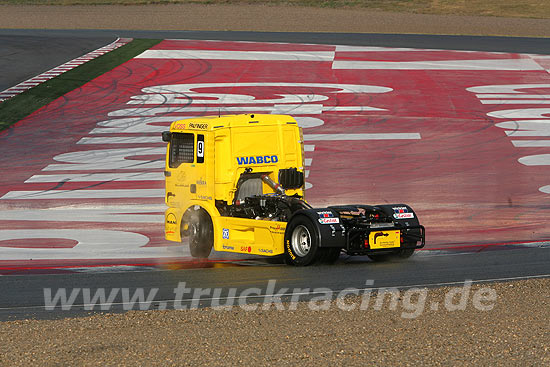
[1,278,549,365]
[1,4,550,37]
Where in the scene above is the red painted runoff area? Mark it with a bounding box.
[1,40,550,271]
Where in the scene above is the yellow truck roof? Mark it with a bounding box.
[166,113,304,204]
[170,114,297,132]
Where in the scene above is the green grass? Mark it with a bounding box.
[1,0,550,19]
[0,38,161,132]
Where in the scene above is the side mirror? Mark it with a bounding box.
[278,168,304,190]
[162,131,171,142]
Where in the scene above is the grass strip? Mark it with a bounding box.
[0,38,161,132]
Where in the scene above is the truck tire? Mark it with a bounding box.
[189,209,213,259]
[284,215,322,266]
[367,247,415,262]
[318,248,341,264]
[394,248,415,259]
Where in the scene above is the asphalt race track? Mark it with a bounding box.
[3,29,550,54]
[0,31,115,92]
[1,245,549,320]
[1,30,550,319]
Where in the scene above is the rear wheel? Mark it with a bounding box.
[366,253,393,262]
[319,248,341,264]
[367,246,415,262]
[284,216,322,266]
[394,248,415,259]
[188,209,213,259]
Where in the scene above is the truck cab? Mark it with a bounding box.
[163,114,306,258]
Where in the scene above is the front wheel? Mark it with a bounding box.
[284,216,322,266]
[188,209,213,259]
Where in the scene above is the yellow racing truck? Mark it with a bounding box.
[162,114,425,266]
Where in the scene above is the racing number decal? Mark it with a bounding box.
[197,134,204,163]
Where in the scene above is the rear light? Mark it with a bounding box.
[364,238,369,248]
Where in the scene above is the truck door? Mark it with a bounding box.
[165,132,210,208]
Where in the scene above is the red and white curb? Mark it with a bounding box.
[0,37,133,102]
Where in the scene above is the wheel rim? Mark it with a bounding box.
[291,225,312,257]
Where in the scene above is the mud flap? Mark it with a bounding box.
[375,204,423,247]
[165,207,184,242]
[288,209,346,248]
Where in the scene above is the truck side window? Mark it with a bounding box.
[169,133,194,168]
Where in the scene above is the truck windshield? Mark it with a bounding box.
[169,132,194,168]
